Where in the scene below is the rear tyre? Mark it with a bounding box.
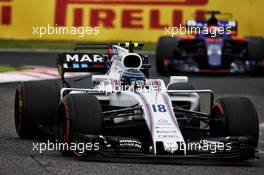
[248,37,264,61]
[211,97,259,148]
[14,81,60,139]
[55,93,102,155]
[156,36,178,75]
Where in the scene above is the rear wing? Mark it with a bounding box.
[57,41,147,87]
[74,42,144,52]
[57,53,107,87]
[57,53,107,73]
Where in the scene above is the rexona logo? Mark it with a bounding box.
[66,54,104,62]
[55,0,209,27]
[0,0,12,25]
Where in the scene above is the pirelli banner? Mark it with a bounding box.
[0,0,264,42]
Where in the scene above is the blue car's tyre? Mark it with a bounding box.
[156,36,178,75]
[248,37,264,75]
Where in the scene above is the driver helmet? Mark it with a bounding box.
[120,69,145,90]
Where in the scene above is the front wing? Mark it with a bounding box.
[72,134,257,161]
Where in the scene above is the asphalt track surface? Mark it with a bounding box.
[0,51,264,175]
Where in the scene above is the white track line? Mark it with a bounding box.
[0,66,90,83]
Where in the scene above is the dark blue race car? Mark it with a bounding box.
[156,11,264,75]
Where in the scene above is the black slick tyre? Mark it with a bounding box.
[14,81,60,139]
[211,96,259,148]
[55,93,102,155]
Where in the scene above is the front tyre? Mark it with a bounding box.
[55,93,102,155]
[210,96,259,148]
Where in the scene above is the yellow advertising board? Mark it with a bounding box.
[0,0,263,42]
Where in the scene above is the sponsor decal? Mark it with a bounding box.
[157,134,178,139]
[65,54,104,62]
[55,0,208,28]
[156,119,172,126]
[119,139,142,149]
[156,128,178,139]
[0,0,12,25]
[1,0,264,41]
[156,130,177,134]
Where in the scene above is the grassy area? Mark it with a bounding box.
[0,65,23,73]
[0,40,156,52]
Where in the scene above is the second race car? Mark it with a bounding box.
[156,11,264,75]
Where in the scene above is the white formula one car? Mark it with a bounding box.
[15,42,259,161]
